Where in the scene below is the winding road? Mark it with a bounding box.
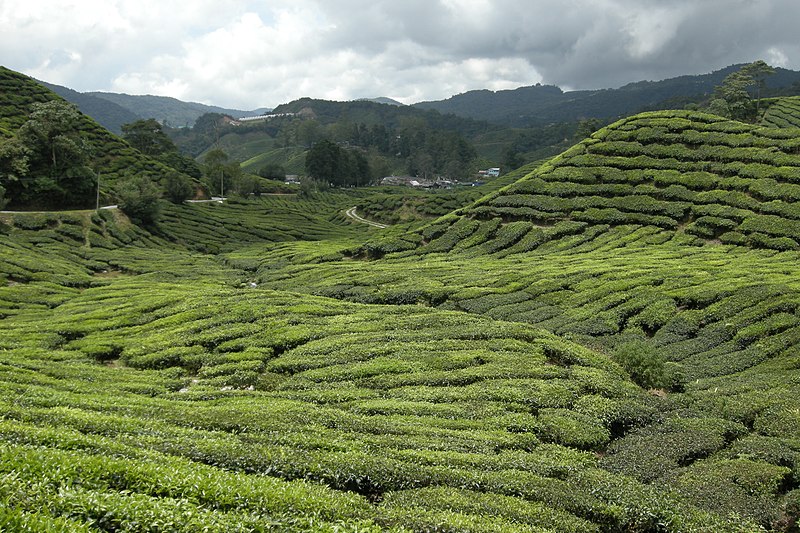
[345,206,389,229]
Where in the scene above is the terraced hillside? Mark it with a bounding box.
[2,105,800,531]
[763,97,800,129]
[0,210,779,532]
[0,67,196,205]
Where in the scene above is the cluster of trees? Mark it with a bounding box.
[305,140,370,187]
[708,60,775,122]
[169,108,481,188]
[0,101,201,219]
[0,100,95,208]
[300,119,480,186]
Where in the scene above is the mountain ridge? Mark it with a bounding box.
[414,64,800,126]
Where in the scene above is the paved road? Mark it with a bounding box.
[345,206,389,228]
[1,205,117,214]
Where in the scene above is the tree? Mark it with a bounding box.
[0,137,30,198]
[712,61,776,122]
[741,60,775,116]
[233,174,263,197]
[121,119,175,156]
[257,163,286,180]
[15,100,94,206]
[305,140,339,184]
[714,71,755,121]
[164,171,194,204]
[116,175,161,224]
[202,149,240,196]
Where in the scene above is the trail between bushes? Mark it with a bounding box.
[345,206,389,228]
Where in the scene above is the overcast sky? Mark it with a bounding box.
[2,0,798,110]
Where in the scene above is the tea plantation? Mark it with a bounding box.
[2,107,800,531]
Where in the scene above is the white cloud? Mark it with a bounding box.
[2,0,799,109]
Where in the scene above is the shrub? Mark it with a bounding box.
[164,172,194,204]
[116,175,162,225]
[611,340,668,390]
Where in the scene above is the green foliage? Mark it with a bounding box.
[0,67,197,210]
[611,340,668,390]
[121,118,176,156]
[115,175,162,224]
[5,82,800,532]
[257,162,286,180]
[12,100,95,207]
[164,171,194,203]
[305,140,370,187]
[711,61,776,121]
[203,148,240,196]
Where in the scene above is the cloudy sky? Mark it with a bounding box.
[1,0,798,110]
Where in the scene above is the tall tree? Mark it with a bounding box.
[0,137,30,193]
[714,71,755,121]
[15,100,94,206]
[121,119,175,156]
[202,149,239,197]
[741,60,775,116]
[305,140,340,184]
[711,61,776,122]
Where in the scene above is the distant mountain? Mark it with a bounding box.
[357,97,405,106]
[86,92,257,128]
[272,97,494,137]
[40,81,141,135]
[414,65,800,126]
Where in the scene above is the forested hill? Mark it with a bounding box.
[0,67,194,209]
[85,92,257,129]
[40,81,141,135]
[415,64,800,126]
[271,97,496,138]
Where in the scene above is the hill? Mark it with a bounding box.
[358,97,405,106]
[86,92,256,128]
[40,81,141,135]
[2,95,800,530]
[0,67,196,208]
[272,97,494,138]
[409,109,800,253]
[415,65,800,126]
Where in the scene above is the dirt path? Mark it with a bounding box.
[345,206,389,229]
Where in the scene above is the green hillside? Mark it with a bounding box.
[87,92,254,128]
[41,81,141,135]
[2,100,800,530]
[762,97,800,128]
[422,109,800,252]
[0,67,196,208]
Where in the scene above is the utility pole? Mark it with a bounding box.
[96,171,100,210]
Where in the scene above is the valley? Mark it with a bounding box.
[0,65,799,532]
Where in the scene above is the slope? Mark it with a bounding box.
[0,67,196,207]
[0,207,770,532]
[2,103,800,530]
[40,81,141,134]
[233,107,800,528]
[415,65,800,126]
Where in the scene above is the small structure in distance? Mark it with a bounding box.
[229,112,297,126]
[478,167,500,178]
